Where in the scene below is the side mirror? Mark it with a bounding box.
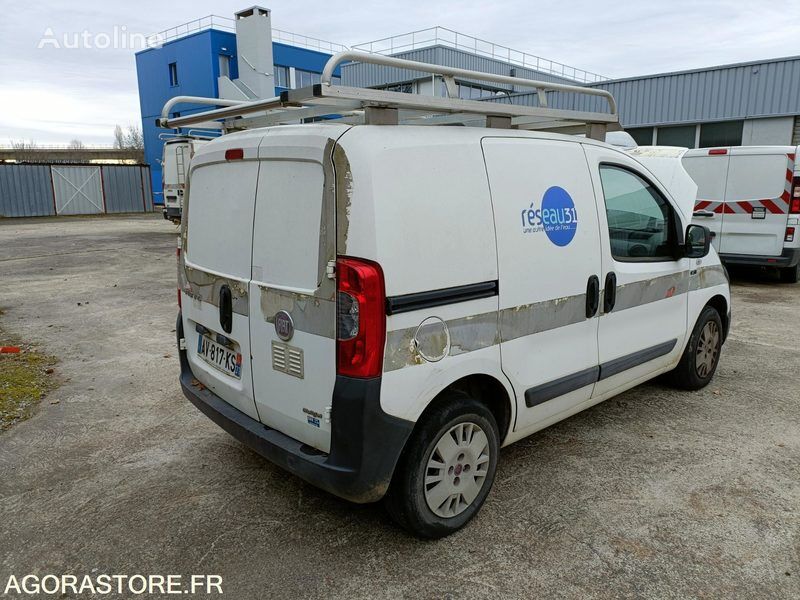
[685,224,711,258]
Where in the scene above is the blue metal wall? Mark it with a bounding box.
[136,33,340,206]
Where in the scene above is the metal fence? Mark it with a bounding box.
[0,164,152,218]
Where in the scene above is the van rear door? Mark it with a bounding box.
[719,148,794,257]
[181,132,265,421]
[248,125,350,453]
[682,149,729,251]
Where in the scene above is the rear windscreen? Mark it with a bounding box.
[186,161,258,280]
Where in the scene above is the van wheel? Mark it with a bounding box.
[384,392,499,539]
[667,306,723,390]
[779,264,799,284]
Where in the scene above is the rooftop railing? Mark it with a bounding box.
[146,15,347,53]
[351,26,608,83]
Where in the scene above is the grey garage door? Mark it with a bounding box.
[51,166,104,215]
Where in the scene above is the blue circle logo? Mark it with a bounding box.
[540,186,578,247]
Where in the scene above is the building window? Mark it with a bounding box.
[168,62,179,87]
[626,127,654,146]
[295,69,321,88]
[375,82,412,94]
[699,121,743,147]
[656,125,696,148]
[274,65,289,89]
[219,55,231,78]
[449,82,504,99]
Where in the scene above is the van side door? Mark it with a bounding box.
[482,138,602,433]
[583,145,690,398]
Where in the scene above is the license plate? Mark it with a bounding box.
[197,334,242,379]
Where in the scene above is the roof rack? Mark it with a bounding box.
[158,51,619,139]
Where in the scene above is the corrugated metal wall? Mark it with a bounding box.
[0,165,54,217]
[486,56,800,129]
[793,116,800,146]
[0,164,152,218]
[103,165,147,213]
[342,45,582,90]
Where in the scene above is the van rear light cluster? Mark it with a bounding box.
[708,148,728,155]
[786,227,796,243]
[336,257,386,378]
[791,176,800,213]
[225,148,244,161]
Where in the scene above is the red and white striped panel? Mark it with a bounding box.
[694,153,796,215]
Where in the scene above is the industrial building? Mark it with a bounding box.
[136,8,800,205]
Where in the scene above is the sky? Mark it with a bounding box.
[1,0,798,145]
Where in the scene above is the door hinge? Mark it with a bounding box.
[324,406,332,424]
[326,260,336,279]
[179,337,187,351]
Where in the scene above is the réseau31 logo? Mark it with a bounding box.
[521,186,578,247]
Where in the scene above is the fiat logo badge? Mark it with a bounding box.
[274,311,294,341]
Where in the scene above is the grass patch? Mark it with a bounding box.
[0,328,58,432]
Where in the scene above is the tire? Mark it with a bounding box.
[779,264,799,284]
[668,305,723,390]
[384,392,500,539]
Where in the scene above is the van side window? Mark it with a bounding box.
[599,165,675,261]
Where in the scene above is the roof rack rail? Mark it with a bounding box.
[158,51,619,139]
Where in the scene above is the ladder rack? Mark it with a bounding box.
[158,51,619,139]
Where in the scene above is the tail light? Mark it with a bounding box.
[786,227,796,243]
[336,257,386,378]
[176,246,182,309]
[708,148,728,155]
[790,176,800,214]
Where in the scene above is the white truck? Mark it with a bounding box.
[163,52,730,538]
[161,135,209,224]
[682,146,800,282]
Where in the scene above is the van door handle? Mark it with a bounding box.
[603,272,617,314]
[693,210,715,218]
[219,285,233,334]
[586,275,600,318]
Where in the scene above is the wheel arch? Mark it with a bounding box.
[705,294,729,341]
[416,373,514,444]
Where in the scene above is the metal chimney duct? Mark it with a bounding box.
[233,6,275,99]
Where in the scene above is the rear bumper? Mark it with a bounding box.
[177,315,414,504]
[163,207,181,221]
[720,247,800,268]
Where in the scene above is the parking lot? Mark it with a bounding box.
[0,214,798,598]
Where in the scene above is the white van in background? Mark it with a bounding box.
[161,136,210,224]
[682,146,800,282]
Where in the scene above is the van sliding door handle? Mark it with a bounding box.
[219,285,233,334]
[586,275,600,318]
[603,272,617,313]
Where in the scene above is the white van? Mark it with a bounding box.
[682,146,800,282]
[161,136,209,223]
[168,53,731,538]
